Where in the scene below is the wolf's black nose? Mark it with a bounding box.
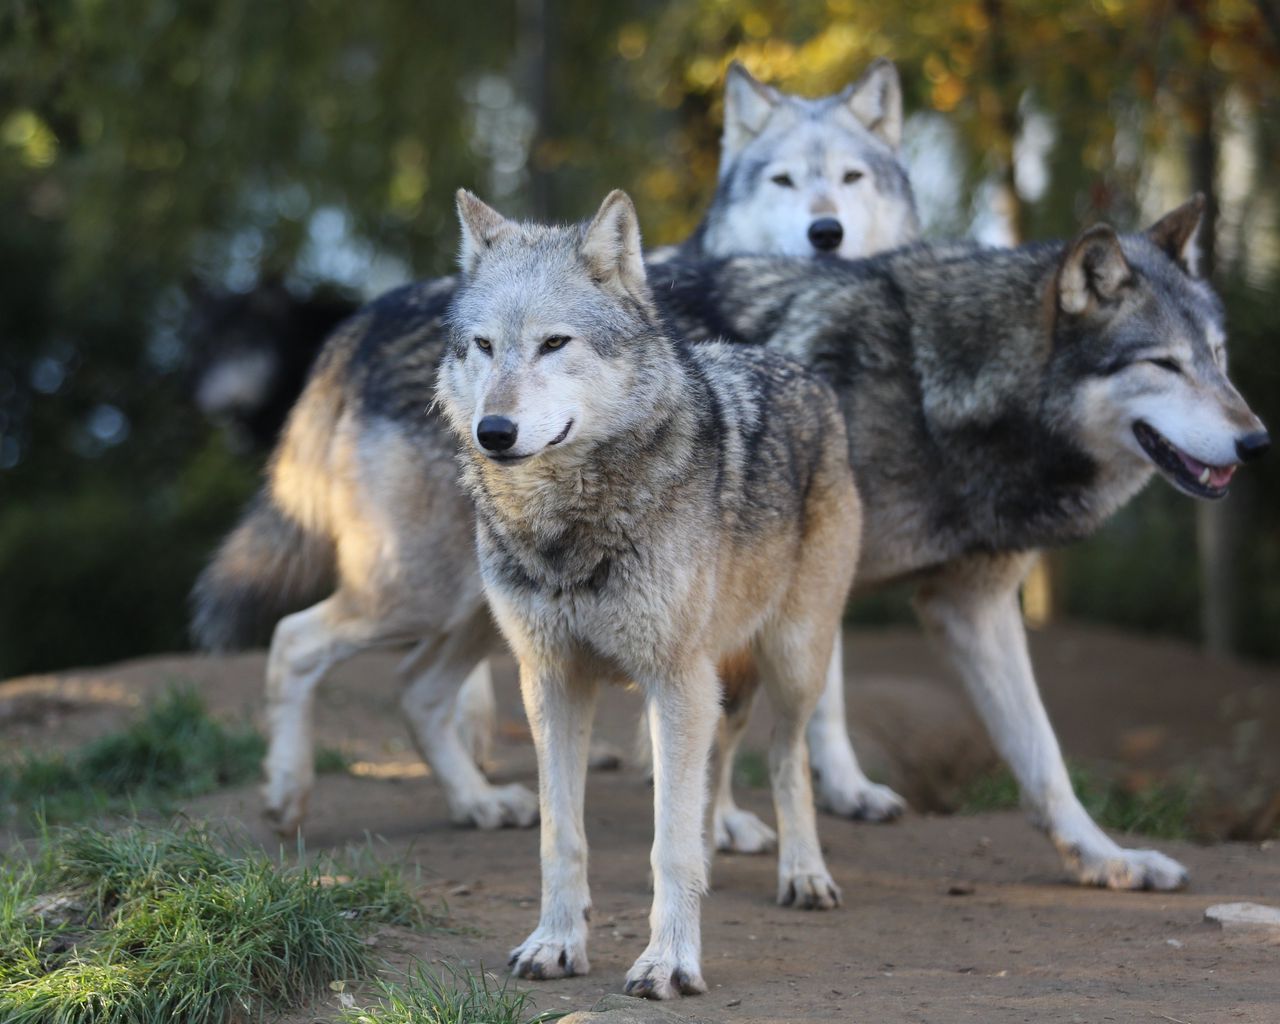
[808,218,843,253]
[477,416,518,452]
[1236,430,1270,462]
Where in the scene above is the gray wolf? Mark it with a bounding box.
[191,60,919,839]
[679,57,917,260]
[193,183,1267,894]
[438,189,858,999]
[649,194,1269,889]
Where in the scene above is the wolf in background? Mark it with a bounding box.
[192,59,920,840]
[648,194,1269,889]
[439,189,858,999]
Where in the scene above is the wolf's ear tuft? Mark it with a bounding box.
[1146,194,1206,278]
[582,190,647,298]
[456,189,511,274]
[722,62,782,168]
[844,58,903,150]
[1058,224,1133,315]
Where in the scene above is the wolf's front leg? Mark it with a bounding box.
[509,660,598,979]
[915,553,1188,892]
[625,662,719,1000]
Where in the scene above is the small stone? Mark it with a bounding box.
[1204,902,1280,931]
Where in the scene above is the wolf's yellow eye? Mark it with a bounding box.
[771,173,795,188]
[542,335,570,352]
[475,337,492,352]
[843,169,864,184]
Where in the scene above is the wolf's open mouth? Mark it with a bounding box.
[1133,421,1236,500]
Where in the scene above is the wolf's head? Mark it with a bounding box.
[1055,196,1269,500]
[698,59,919,261]
[439,189,674,464]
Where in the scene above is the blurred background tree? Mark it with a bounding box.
[0,0,1276,677]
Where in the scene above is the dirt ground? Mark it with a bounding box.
[3,622,1279,1023]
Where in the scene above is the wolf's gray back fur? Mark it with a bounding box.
[649,225,1252,584]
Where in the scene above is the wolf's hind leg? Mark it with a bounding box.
[624,662,718,1000]
[401,615,537,830]
[262,596,394,832]
[914,553,1188,892]
[712,659,776,855]
[756,623,842,911]
[510,662,598,981]
[808,634,907,822]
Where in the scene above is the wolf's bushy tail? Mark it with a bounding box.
[190,332,355,651]
[189,491,335,651]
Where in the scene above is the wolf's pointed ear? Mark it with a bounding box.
[1146,194,1206,278]
[722,61,782,165]
[581,190,647,298]
[1058,224,1133,315]
[844,58,903,150]
[456,189,511,274]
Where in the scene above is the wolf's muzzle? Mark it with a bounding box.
[1236,430,1270,462]
[477,415,518,452]
[808,218,843,253]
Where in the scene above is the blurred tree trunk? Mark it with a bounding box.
[1256,0,1280,49]
[982,0,1052,626]
[517,0,553,219]
[982,0,1028,244]
[1188,70,1235,656]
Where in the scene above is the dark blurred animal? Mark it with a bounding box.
[187,278,358,451]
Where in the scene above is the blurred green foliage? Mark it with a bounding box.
[0,0,1278,676]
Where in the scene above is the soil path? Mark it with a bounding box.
[3,623,1279,1023]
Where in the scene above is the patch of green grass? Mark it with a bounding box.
[0,687,350,824]
[316,744,354,775]
[733,748,769,790]
[958,763,1200,840]
[0,822,425,1022]
[343,962,560,1024]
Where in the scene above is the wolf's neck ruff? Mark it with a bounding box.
[461,361,712,594]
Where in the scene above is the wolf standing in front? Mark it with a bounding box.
[438,190,859,999]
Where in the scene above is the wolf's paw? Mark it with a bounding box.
[778,869,842,910]
[1064,843,1189,891]
[509,930,589,980]
[260,771,312,835]
[453,783,539,830]
[624,953,707,1000]
[816,776,906,822]
[714,806,777,854]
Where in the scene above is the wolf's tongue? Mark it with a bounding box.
[1177,450,1236,489]
[1177,451,1209,481]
